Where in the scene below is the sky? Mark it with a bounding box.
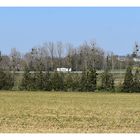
[0,7,140,55]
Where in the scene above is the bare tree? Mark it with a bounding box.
[56,41,63,68]
[10,48,21,71]
[79,42,90,70]
[40,46,49,70]
[0,55,10,70]
[47,42,55,71]
[66,43,74,69]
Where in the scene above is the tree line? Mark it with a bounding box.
[0,40,135,72]
[0,40,140,92]
[0,63,140,92]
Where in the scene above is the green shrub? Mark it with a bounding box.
[100,70,114,91]
[122,66,134,92]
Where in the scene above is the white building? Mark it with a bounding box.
[57,68,72,72]
[133,58,140,62]
[118,56,126,61]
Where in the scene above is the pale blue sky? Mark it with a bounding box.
[0,7,140,55]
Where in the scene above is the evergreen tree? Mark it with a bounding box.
[34,58,45,90]
[80,68,97,92]
[101,70,114,91]
[20,65,32,90]
[30,74,37,90]
[87,68,97,91]
[51,71,64,91]
[133,69,140,92]
[0,69,6,89]
[80,70,88,91]
[64,73,73,91]
[21,64,37,90]
[0,69,14,90]
[35,71,44,90]
[72,74,81,91]
[100,55,114,91]
[4,71,14,90]
[122,66,134,92]
[43,71,52,91]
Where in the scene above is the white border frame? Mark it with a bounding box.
[0,0,140,7]
[0,134,140,140]
[0,0,140,140]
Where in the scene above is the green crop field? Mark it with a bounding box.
[0,91,140,133]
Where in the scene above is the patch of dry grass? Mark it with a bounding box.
[0,91,140,133]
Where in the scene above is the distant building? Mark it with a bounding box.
[133,57,140,62]
[57,68,72,72]
[117,56,126,61]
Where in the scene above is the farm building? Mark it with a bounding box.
[57,68,72,72]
